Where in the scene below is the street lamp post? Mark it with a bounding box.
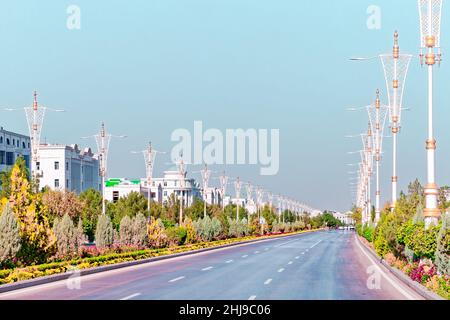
[367,90,388,224]
[177,154,186,225]
[418,0,443,228]
[84,123,126,215]
[234,177,241,221]
[200,164,211,218]
[380,31,412,211]
[246,182,254,224]
[219,172,228,212]
[132,142,164,216]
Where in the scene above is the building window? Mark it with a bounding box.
[17,140,19,147]
[54,161,60,170]
[6,138,10,145]
[0,136,3,144]
[113,191,119,202]
[163,191,168,197]
[22,142,25,149]
[66,179,69,188]
[28,142,30,148]
[6,152,14,165]
[164,181,167,187]
[54,179,60,188]
[0,151,5,165]
[12,139,15,146]
[66,162,69,171]
[36,162,40,170]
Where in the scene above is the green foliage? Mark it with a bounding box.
[397,220,440,261]
[119,216,133,246]
[147,218,168,248]
[193,216,223,241]
[79,189,102,242]
[132,213,148,247]
[166,226,187,246]
[182,218,197,244]
[435,213,450,275]
[109,191,148,229]
[0,156,30,199]
[53,214,84,258]
[0,203,21,263]
[95,214,114,248]
[227,218,250,238]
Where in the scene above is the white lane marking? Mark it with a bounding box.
[202,267,213,271]
[120,293,141,300]
[288,261,293,265]
[278,268,285,273]
[169,276,185,283]
[295,256,300,259]
[242,255,248,258]
[254,251,260,254]
[264,279,273,285]
[264,248,269,251]
[354,235,416,300]
[248,295,257,300]
[226,260,233,264]
[301,252,305,255]
[274,237,303,248]
[310,240,322,249]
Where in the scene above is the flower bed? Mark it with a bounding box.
[0,229,319,286]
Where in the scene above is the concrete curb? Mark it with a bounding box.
[0,229,321,294]
[356,235,445,301]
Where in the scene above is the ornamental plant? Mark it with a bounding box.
[53,214,85,258]
[132,213,148,247]
[95,214,114,248]
[147,218,168,248]
[435,212,450,275]
[119,216,133,246]
[0,203,21,263]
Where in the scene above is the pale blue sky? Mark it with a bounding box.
[1,1,449,212]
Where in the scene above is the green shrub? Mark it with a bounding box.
[147,218,168,248]
[53,214,84,258]
[119,216,133,246]
[166,226,187,246]
[194,216,223,241]
[132,213,148,247]
[435,213,450,275]
[0,203,21,263]
[95,214,114,248]
[397,219,440,260]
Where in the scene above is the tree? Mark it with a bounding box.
[0,203,21,263]
[109,191,148,228]
[53,213,84,258]
[119,216,133,246]
[435,212,450,275]
[132,213,148,247]
[8,163,56,264]
[42,190,84,223]
[79,189,103,242]
[147,218,168,248]
[0,156,30,199]
[95,214,114,248]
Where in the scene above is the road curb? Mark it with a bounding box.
[355,235,445,301]
[0,229,321,295]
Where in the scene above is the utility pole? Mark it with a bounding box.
[219,172,228,212]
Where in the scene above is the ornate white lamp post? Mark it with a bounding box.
[219,172,228,211]
[234,177,241,221]
[84,123,126,215]
[418,0,443,228]
[200,164,211,218]
[367,90,388,223]
[380,32,412,210]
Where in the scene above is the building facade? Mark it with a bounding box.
[105,171,202,206]
[37,144,101,194]
[0,126,31,174]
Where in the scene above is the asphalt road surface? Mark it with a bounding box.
[0,230,424,300]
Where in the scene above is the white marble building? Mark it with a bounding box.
[0,126,31,174]
[37,144,101,194]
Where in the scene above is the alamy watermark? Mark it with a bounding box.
[171,121,280,176]
[67,5,81,30]
[367,5,381,30]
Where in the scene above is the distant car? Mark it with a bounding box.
[339,226,345,230]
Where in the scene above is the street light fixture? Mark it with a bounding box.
[418,0,443,228]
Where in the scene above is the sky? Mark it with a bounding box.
[0,0,449,213]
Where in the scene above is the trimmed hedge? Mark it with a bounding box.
[0,229,320,285]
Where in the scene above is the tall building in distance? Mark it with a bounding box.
[37,144,101,194]
[0,126,31,174]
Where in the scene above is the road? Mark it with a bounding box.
[0,230,424,300]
